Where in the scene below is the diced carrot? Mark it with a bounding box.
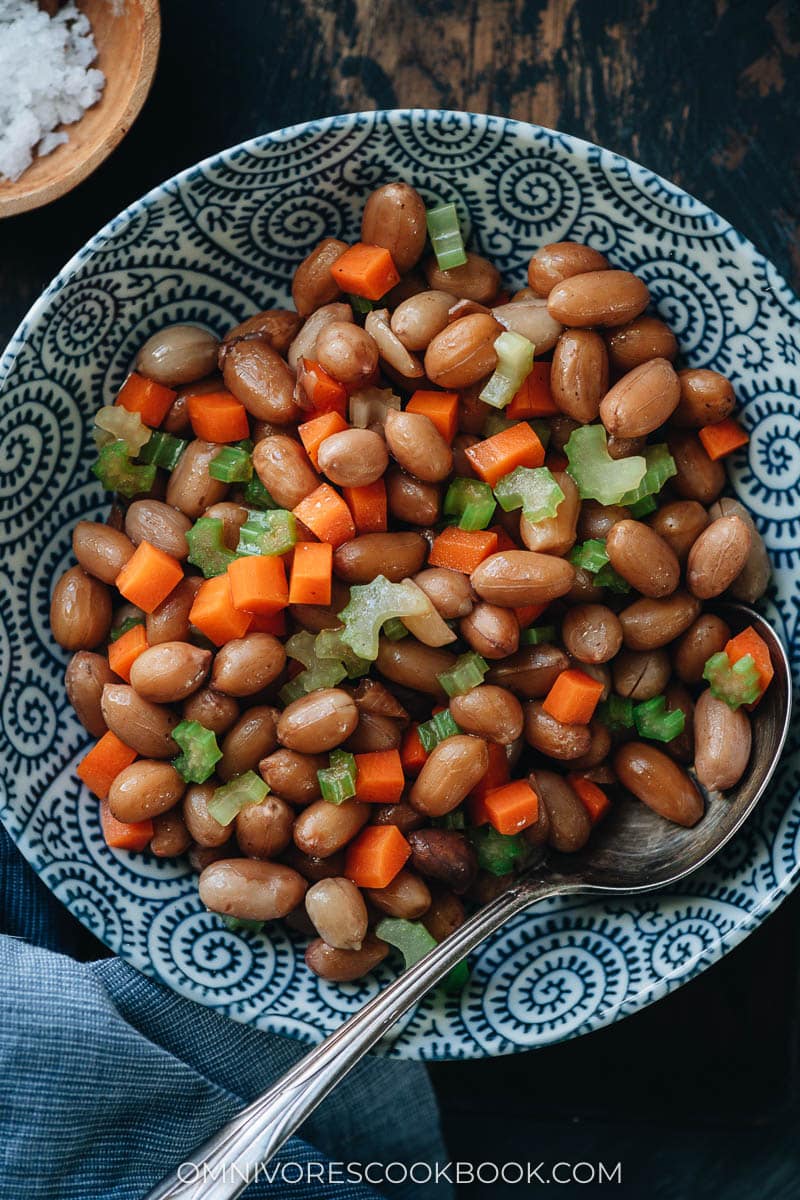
[514,603,548,628]
[293,484,356,548]
[488,524,517,552]
[569,775,611,824]
[330,243,400,301]
[345,825,411,889]
[546,451,568,473]
[227,555,289,616]
[107,624,148,683]
[480,779,540,835]
[542,668,605,725]
[116,372,176,427]
[698,418,749,461]
[342,480,387,534]
[248,610,287,636]
[288,541,333,606]
[115,541,183,614]
[468,740,510,820]
[298,411,349,469]
[354,749,405,804]
[464,422,545,487]
[506,363,558,418]
[100,799,154,852]
[189,575,253,645]
[405,391,459,443]
[400,725,428,776]
[300,358,348,416]
[428,527,499,574]
[77,731,137,801]
[725,626,774,697]
[187,391,249,443]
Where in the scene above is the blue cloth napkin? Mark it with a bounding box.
[0,825,452,1200]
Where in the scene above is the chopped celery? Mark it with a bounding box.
[209,445,253,483]
[433,810,466,830]
[138,431,187,471]
[314,628,371,678]
[564,425,646,506]
[237,509,297,557]
[597,695,635,732]
[110,615,144,642]
[382,617,409,641]
[375,916,468,990]
[281,630,348,701]
[172,720,223,784]
[480,331,534,410]
[186,517,240,578]
[318,749,357,805]
[494,466,564,523]
[593,562,631,593]
[278,677,307,705]
[628,494,658,518]
[207,771,268,825]
[347,293,374,314]
[569,539,609,574]
[617,444,677,507]
[222,916,265,934]
[93,406,151,455]
[242,472,279,509]
[426,202,467,271]
[438,651,489,698]
[443,477,497,531]
[417,709,462,752]
[702,651,761,710]
[92,441,156,498]
[633,696,685,742]
[520,625,557,646]
[483,412,516,438]
[468,826,527,876]
[338,575,429,660]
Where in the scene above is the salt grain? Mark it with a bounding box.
[0,0,106,183]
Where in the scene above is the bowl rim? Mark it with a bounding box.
[2,107,799,1059]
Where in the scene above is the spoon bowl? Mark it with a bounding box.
[0,0,160,219]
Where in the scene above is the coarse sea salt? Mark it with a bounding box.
[0,0,106,184]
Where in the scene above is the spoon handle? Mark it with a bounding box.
[144,870,576,1200]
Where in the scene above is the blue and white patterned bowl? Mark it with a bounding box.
[1,109,799,1060]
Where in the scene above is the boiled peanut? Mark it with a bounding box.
[648,500,708,562]
[605,520,680,598]
[150,810,192,858]
[605,316,678,373]
[599,358,680,438]
[211,633,286,697]
[65,651,118,737]
[218,706,279,781]
[291,238,347,316]
[305,877,369,951]
[614,742,703,826]
[667,431,726,504]
[391,290,453,351]
[108,759,185,823]
[547,270,649,328]
[252,435,320,510]
[333,531,427,584]
[423,252,500,304]
[182,687,239,735]
[674,615,732,685]
[470,551,574,607]
[424,314,501,388]
[673,369,735,428]
[519,471,579,556]
[165,439,227,519]
[199,859,306,921]
[305,934,389,981]
[534,770,591,853]
[619,591,700,650]
[707,497,771,603]
[551,330,608,423]
[460,602,519,660]
[693,689,752,792]
[129,641,211,703]
[259,748,325,805]
[527,242,609,296]
[486,644,569,698]
[491,297,563,353]
[362,182,427,274]
[612,648,670,700]
[409,735,489,817]
[293,798,369,857]
[101,684,178,758]
[524,702,592,760]
[278,689,359,753]
[136,324,219,386]
[414,567,473,619]
[236,794,294,859]
[561,604,623,664]
[375,638,456,697]
[72,522,135,584]
[407,829,478,894]
[449,685,523,744]
[50,566,112,650]
[365,869,431,920]
[686,515,752,599]
[287,302,353,371]
[125,500,191,560]
[183,784,231,848]
[223,338,298,424]
[384,408,453,482]
[385,468,441,525]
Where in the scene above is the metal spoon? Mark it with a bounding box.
[146,601,792,1200]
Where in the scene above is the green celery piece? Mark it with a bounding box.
[703,651,761,710]
[222,916,265,934]
[417,709,461,752]
[520,625,557,646]
[617,444,677,507]
[93,406,151,455]
[480,331,535,410]
[597,695,635,732]
[314,629,371,678]
[138,430,187,471]
[242,472,279,510]
[278,677,307,705]
[438,651,489,698]
[375,916,469,990]
[628,494,658,518]
[564,424,647,506]
[238,510,296,557]
[281,631,347,701]
[92,441,156,498]
[209,445,253,483]
[382,617,409,641]
[110,616,144,642]
[468,826,528,876]
[593,563,631,593]
[569,539,609,574]
[347,293,374,314]
[433,810,466,830]
[186,517,240,578]
[483,412,516,438]
[318,750,357,805]
[207,771,268,825]
[426,202,467,271]
[338,575,429,660]
[494,466,564,523]
[633,696,685,743]
[443,477,497,531]
[285,631,317,669]
[172,720,223,784]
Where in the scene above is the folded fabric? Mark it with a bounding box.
[0,827,452,1200]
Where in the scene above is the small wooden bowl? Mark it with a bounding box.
[0,0,161,219]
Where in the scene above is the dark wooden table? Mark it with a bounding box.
[1,2,799,1195]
